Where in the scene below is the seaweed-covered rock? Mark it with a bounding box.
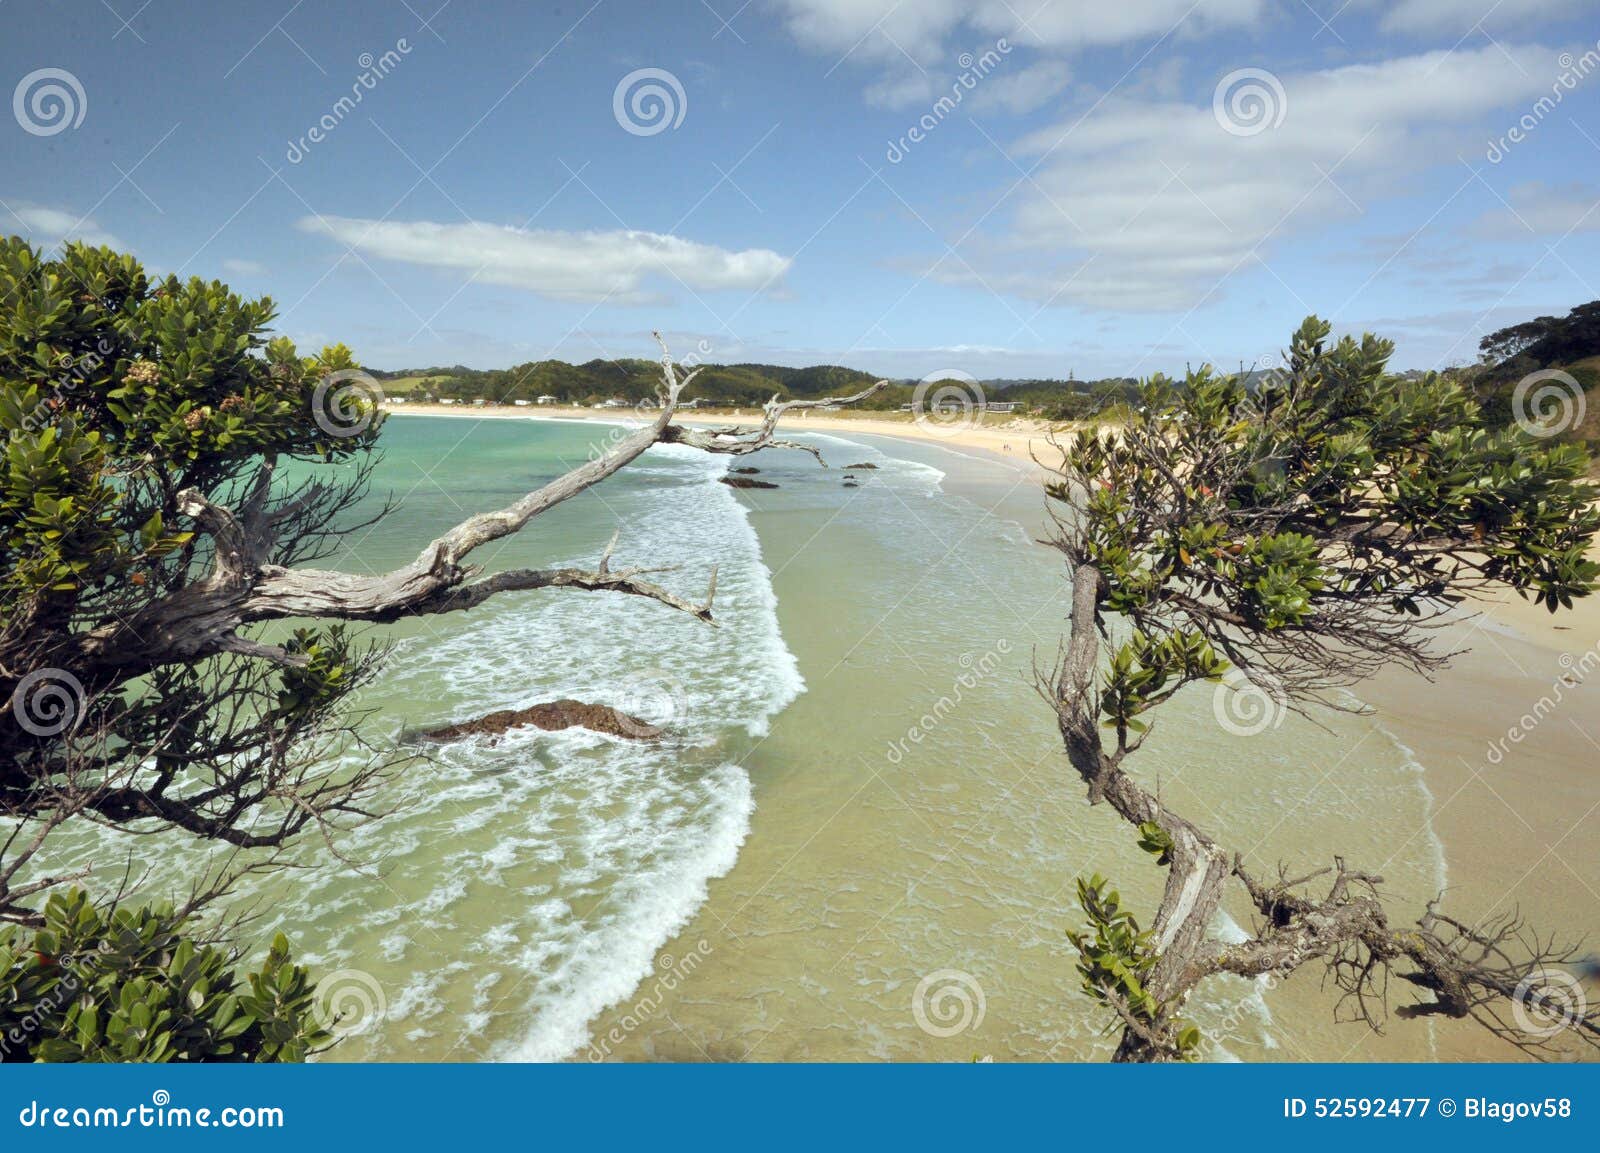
[720,475,779,489]
[419,699,660,742]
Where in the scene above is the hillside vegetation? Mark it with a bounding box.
[1473,301,1600,461]
[370,356,1139,415]
[372,301,1600,435]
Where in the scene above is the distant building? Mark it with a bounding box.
[536,395,558,405]
[440,398,457,405]
[986,402,1018,413]
[385,396,407,404]
[513,399,532,406]
[601,397,628,408]
[471,397,487,407]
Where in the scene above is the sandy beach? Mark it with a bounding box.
[385,401,1067,468]
[1371,573,1600,1058]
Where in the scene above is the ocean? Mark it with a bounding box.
[31,415,1450,1061]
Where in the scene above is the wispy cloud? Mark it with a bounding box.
[297,216,791,304]
[775,0,1260,107]
[1368,0,1590,35]
[1473,181,1600,238]
[933,44,1560,311]
[8,205,122,250]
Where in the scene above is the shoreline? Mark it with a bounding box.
[382,401,1064,471]
[385,401,1600,650]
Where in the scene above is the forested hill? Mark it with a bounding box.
[371,357,1139,415]
[371,358,884,407]
[1473,300,1600,458]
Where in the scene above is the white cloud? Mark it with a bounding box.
[775,0,1262,62]
[222,258,268,276]
[969,61,1074,114]
[931,45,1559,312]
[297,217,792,303]
[1475,181,1600,237]
[9,205,122,250]
[1368,0,1589,35]
[775,0,1260,105]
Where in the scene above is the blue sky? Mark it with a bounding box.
[4,0,1599,379]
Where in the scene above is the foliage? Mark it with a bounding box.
[1052,317,1598,639]
[0,240,382,1057]
[0,889,327,1062]
[1068,874,1199,1059]
[373,354,1140,416]
[1472,302,1600,458]
[1479,300,1600,372]
[375,356,885,408]
[1100,630,1226,736]
[0,239,377,623]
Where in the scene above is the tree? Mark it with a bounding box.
[0,239,882,1057]
[1043,316,1600,1061]
[1480,301,1600,374]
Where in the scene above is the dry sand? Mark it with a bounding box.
[385,401,1068,466]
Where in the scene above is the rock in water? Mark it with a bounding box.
[731,466,761,474]
[720,475,779,489]
[419,699,661,742]
[843,462,879,470]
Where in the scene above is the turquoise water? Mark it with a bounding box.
[29,415,1449,1061]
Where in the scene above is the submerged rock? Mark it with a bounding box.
[731,466,761,474]
[720,475,779,489]
[418,698,661,743]
[844,462,878,470]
